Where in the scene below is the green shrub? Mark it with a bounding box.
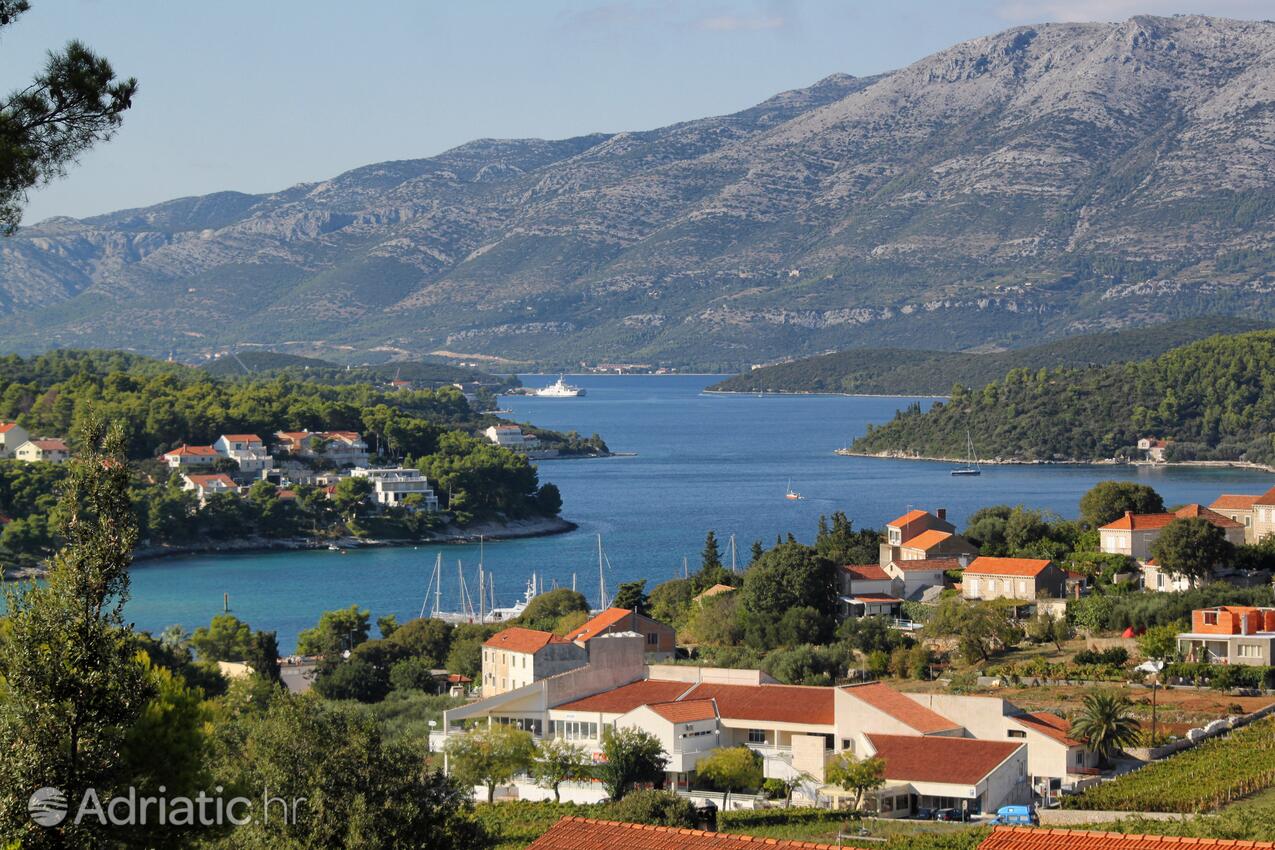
[606,789,697,828]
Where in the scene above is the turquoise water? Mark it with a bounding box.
[124,375,1275,651]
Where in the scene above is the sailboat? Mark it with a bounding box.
[785,479,803,500]
[951,429,982,476]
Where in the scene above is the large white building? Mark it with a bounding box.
[349,466,440,511]
[213,434,274,475]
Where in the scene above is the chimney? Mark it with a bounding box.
[937,508,947,521]
[1125,510,1134,519]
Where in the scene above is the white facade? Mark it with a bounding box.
[14,439,70,464]
[350,467,439,511]
[0,422,30,458]
[484,425,526,449]
[214,435,274,474]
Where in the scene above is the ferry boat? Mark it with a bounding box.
[534,375,586,397]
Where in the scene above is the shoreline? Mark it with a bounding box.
[703,389,946,399]
[834,449,1275,474]
[2,515,579,580]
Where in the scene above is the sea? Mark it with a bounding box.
[122,374,1275,651]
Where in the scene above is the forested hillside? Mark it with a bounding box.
[709,319,1268,395]
[851,331,1275,465]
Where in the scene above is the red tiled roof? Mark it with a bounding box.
[219,433,263,443]
[483,626,569,654]
[1210,494,1260,511]
[901,529,952,551]
[887,508,931,528]
[165,444,219,457]
[978,826,1275,850]
[565,608,633,642]
[867,734,1022,785]
[843,564,891,581]
[0,422,20,433]
[843,683,959,734]
[28,438,69,451]
[1255,486,1275,507]
[850,593,902,603]
[648,699,717,723]
[1173,504,1242,529]
[1103,506,1242,531]
[185,473,236,488]
[966,556,1053,577]
[683,682,834,726]
[1013,711,1081,747]
[555,680,695,714]
[527,817,847,850]
[890,557,960,572]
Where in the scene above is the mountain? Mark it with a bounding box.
[3,15,1275,368]
[850,330,1275,465]
[706,318,1271,395]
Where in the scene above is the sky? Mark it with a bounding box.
[3,0,1275,222]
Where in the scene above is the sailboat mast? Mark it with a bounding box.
[433,553,443,617]
[597,533,607,610]
[730,534,737,573]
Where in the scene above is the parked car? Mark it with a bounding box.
[987,805,1038,826]
[912,807,934,821]
[934,808,963,822]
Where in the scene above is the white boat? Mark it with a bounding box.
[785,479,803,500]
[534,375,586,397]
[952,429,982,476]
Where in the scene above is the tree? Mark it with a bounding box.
[515,587,589,632]
[1137,624,1181,663]
[0,418,152,848]
[0,2,138,234]
[649,578,695,630]
[385,616,453,666]
[738,542,837,649]
[313,655,391,703]
[190,612,255,661]
[445,637,484,680]
[1070,691,1140,767]
[213,691,488,849]
[1080,481,1165,529]
[246,630,282,683]
[1151,517,1234,586]
[815,512,878,564]
[444,722,536,803]
[826,754,886,811]
[924,598,1023,664]
[695,746,762,808]
[534,482,562,516]
[605,788,696,827]
[611,579,650,616]
[530,737,592,803]
[1025,611,1073,652]
[378,613,400,638]
[690,529,734,593]
[597,726,667,800]
[702,529,723,573]
[296,604,371,657]
[331,475,373,519]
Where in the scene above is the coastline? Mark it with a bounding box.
[2,515,579,580]
[834,449,1275,474]
[703,389,946,399]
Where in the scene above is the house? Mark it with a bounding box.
[483,425,526,449]
[880,508,977,565]
[14,438,70,464]
[1100,505,1244,564]
[273,430,370,467]
[1210,493,1261,543]
[859,734,1028,817]
[349,467,440,511]
[838,564,903,619]
[180,473,239,505]
[162,444,221,470]
[0,421,30,458]
[1137,437,1169,462]
[1177,605,1275,666]
[883,557,959,600]
[563,607,676,661]
[979,825,1275,850]
[213,434,274,474]
[962,557,1065,601]
[481,627,588,696]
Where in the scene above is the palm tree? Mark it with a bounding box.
[1070,691,1141,767]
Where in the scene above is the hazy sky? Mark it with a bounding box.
[4,0,1274,222]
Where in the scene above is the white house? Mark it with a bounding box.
[180,473,239,505]
[162,444,221,469]
[349,466,439,511]
[273,430,369,467]
[884,557,959,600]
[0,422,30,458]
[838,564,903,619]
[483,425,527,449]
[213,434,274,474]
[14,438,70,464]
[480,626,589,696]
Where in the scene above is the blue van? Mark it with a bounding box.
[987,805,1038,826]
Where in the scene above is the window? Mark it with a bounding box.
[646,632,658,645]
[747,729,766,744]
[1238,644,1263,659]
[1008,730,1026,739]
[551,720,598,741]
[1017,580,1027,594]
[1204,612,1219,625]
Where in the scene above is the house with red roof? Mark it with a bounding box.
[0,421,30,458]
[883,557,960,600]
[1100,505,1244,564]
[880,508,977,565]
[13,437,70,464]
[180,473,239,506]
[527,817,847,850]
[979,825,1275,850]
[481,626,588,696]
[862,733,1028,815]
[1178,605,1275,667]
[162,444,221,470]
[962,557,1065,601]
[838,564,903,618]
[563,607,676,660]
[273,429,370,467]
[1210,492,1262,543]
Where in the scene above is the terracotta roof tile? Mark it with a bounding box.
[1255,486,1275,507]
[1210,494,1260,511]
[1013,711,1081,747]
[647,699,718,723]
[843,683,959,734]
[165,444,219,457]
[849,593,902,603]
[1101,505,1241,531]
[890,557,960,572]
[218,433,263,442]
[843,564,891,581]
[185,473,237,488]
[565,608,633,642]
[483,626,570,654]
[28,438,69,451]
[1173,504,1242,529]
[887,509,931,528]
[966,556,1053,577]
[901,529,952,551]
[0,422,20,434]
[683,682,834,726]
[555,680,697,714]
[694,583,737,601]
[527,817,847,850]
[867,734,1022,785]
[978,826,1275,850]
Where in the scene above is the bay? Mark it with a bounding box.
[124,374,1275,651]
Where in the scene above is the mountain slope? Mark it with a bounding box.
[2,15,1275,367]
[706,318,1271,395]
[850,330,1275,465]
